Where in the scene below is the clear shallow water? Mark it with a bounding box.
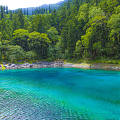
[0,68,120,120]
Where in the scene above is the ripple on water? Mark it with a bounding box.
[0,89,93,120]
[0,68,120,120]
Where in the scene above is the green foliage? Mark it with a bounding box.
[82,15,108,59]
[24,16,32,32]
[75,40,84,58]
[5,45,25,62]
[17,9,25,29]
[99,0,119,15]
[0,19,13,40]
[47,27,60,45]
[107,13,120,58]
[0,32,2,41]
[108,13,120,29]
[13,29,29,51]
[25,51,37,60]
[31,14,50,33]
[61,19,79,58]
[114,5,120,14]
[12,9,25,30]
[89,6,105,19]
[28,32,50,59]
[0,0,120,63]
[77,3,89,23]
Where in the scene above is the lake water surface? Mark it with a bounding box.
[0,68,120,120]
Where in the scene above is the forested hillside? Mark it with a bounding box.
[16,1,65,15]
[0,0,120,63]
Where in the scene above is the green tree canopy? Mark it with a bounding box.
[28,31,50,58]
[47,27,61,45]
[5,45,25,62]
[13,29,29,51]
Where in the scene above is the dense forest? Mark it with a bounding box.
[0,0,120,63]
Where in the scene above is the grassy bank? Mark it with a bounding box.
[1,58,120,65]
[65,59,120,65]
[0,59,53,64]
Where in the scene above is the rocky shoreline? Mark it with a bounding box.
[1,62,120,71]
[0,61,64,70]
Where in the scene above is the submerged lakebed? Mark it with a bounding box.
[0,68,120,120]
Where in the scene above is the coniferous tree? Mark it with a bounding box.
[0,6,4,19]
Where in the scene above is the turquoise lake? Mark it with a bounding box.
[0,68,120,120]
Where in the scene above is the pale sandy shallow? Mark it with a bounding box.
[64,63,120,71]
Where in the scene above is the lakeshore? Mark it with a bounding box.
[0,61,64,70]
[1,62,120,71]
[64,63,120,71]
